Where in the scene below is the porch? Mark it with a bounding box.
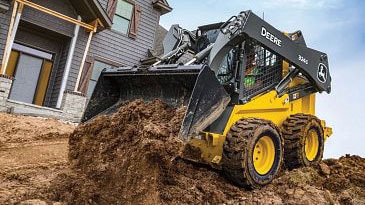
[0,0,111,122]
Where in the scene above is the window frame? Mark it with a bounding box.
[85,56,123,98]
[111,0,135,35]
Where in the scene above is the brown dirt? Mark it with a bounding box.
[0,113,75,204]
[47,100,365,205]
[0,113,75,146]
[1,101,364,205]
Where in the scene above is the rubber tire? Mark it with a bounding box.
[282,114,324,170]
[222,118,284,189]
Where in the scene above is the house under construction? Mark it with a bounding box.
[0,0,171,121]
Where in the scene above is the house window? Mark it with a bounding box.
[112,0,134,34]
[86,60,113,98]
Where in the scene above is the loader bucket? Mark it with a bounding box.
[82,64,230,142]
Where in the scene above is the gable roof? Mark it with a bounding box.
[70,0,112,29]
[152,0,172,15]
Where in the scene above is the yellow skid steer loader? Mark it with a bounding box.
[83,10,332,188]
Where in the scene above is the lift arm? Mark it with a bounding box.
[208,10,331,93]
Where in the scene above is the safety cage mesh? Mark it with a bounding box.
[242,45,282,100]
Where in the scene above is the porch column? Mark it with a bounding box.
[1,1,23,75]
[74,21,98,93]
[56,16,81,108]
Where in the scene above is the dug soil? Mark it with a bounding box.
[0,113,75,146]
[1,101,364,204]
[48,100,365,205]
[0,113,75,204]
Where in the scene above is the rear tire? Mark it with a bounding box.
[282,114,324,169]
[222,118,284,188]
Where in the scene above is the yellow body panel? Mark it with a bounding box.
[187,61,332,166]
[189,90,323,165]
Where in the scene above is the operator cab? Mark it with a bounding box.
[195,23,283,104]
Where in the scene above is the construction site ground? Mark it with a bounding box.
[0,101,364,205]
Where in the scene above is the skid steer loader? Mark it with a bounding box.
[83,10,332,188]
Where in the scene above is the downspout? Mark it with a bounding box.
[56,15,81,108]
[1,2,23,75]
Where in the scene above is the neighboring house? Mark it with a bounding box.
[0,0,172,121]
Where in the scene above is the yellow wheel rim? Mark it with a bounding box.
[305,129,319,161]
[253,136,275,175]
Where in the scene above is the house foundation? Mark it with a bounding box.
[0,0,172,122]
[61,91,87,122]
[0,75,12,112]
[0,75,87,122]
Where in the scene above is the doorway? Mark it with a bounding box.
[8,43,53,106]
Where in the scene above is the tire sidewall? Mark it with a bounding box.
[245,125,283,186]
[301,119,324,166]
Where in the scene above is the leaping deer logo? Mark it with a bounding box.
[317,63,327,83]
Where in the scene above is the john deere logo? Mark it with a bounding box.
[317,63,328,83]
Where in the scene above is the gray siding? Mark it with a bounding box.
[91,0,160,66]
[48,40,70,107]
[0,0,77,63]
[0,4,12,64]
[21,0,77,37]
[65,0,162,91]
[0,0,164,106]
[98,0,108,10]
[65,28,87,91]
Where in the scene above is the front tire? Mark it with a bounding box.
[222,118,284,188]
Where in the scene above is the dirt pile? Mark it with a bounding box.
[50,100,185,204]
[0,113,75,146]
[49,100,365,205]
[0,113,75,204]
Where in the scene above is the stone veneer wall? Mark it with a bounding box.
[0,75,12,112]
[0,75,87,122]
[61,90,87,122]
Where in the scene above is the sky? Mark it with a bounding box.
[160,0,365,158]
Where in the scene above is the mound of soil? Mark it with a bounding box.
[50,100,185,204]
[0,113,75,146]
[0,113,75,204]
[49,100,365,205]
